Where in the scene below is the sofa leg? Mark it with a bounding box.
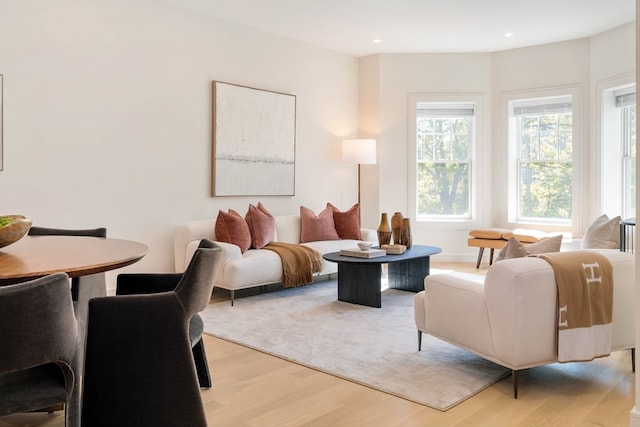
[418,330,422,351]
[475,248,484,269]
[230,290,235,306]
[512,370,519,399]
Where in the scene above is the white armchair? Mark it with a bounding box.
[414,249,635,398]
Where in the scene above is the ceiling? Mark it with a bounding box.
[161,0,635,57]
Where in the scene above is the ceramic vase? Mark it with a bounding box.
[400,218,412,248]
[376,213,392,246]
[391,212,404,245]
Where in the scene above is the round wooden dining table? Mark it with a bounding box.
[0,235,148,284]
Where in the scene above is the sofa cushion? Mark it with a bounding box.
[215,210,251,253]
[224,249,284,288]
[581,214,620,249]
[300,206,340,243]
[502,228,547,243]
[495,235,563,262]
[327,203,361,240]
[273,215,300,244]
[245,202,276,249]
[468,228,510,240]
[302,239,364,275]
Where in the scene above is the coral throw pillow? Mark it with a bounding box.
[327,202,361,240]
[245,202,276,249]
[300,205,340,243]
[214,209,251,253]
[495,235,563,262]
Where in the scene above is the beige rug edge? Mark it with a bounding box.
[202,280,510,411]
[204,331,510,411]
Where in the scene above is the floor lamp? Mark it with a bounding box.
[342,139,377,207]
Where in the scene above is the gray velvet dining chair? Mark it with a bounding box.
[27,226,107,238]
[0,273,80,427]
[81,239,221,426]
[112,238,222,389]
[27,226,107,299]
[27,226,109,380]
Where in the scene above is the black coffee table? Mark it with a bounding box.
[323,244,442,308]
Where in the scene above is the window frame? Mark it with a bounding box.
[408,93,484,225]
[500,85,582,234]
[597,74,636,220]
[621,102,636,219]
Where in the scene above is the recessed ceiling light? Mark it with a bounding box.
[504,32,514,37]
[372,38,382,44]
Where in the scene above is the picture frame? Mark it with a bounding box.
[211,81,296,197]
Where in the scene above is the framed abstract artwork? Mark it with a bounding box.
[211,81,296,197]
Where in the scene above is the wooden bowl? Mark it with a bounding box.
[0,215,32,248]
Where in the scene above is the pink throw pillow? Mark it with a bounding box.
[300,205,340,243]
[245,202,276,249]
[214,209,251,253]
[327,203,361,240]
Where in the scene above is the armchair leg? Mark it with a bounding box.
[512,370,519,399]
[489,248,495,265]
[230,290,235,306]
[631,348,635,373]
[193,339,212,389]
[418,330,422,351]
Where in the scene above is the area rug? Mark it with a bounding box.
[201,277,509,411]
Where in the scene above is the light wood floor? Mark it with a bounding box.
[1,262,635,427]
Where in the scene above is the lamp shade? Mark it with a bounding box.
[342,139,377,164]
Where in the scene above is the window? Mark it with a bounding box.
[617,88,636,219]
[599,79,635,221]
[508,94,575,225]
[414,102,474,219]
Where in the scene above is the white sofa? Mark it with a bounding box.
[414,249,635,398]
[175,215,377,304]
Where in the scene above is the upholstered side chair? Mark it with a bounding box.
[113,239,222,388]
[27,226,108,377]
[27,226,107,303]
[0,273,80,427]
[81,240,221,426]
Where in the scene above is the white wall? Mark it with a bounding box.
[590,23,636,218]
[632,3,640,425]
[360,23,635,261]
[0,0,360,287]
[492,38,591,236]
[360,53,493,260]
[0,1,635,282]
[358,55,381,229]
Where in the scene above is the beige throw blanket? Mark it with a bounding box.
[264,242,322,288]
[537,251,613,362]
